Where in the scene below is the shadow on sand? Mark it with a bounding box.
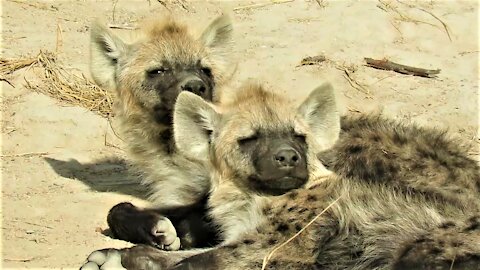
[44,156,148,200]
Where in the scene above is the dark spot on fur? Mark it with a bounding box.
[268,238,277,245]
[287,206,298,212]
[306,194,317,202]
[288,191,298,199]
[464,220,480,232]
[348,145,364,154]
[295,224,302,231]
[374,160,386,178]
[243,239,255,245]
[298,208,307,214]
[439,221,455,229]
[276,223,289,232]
[414,237,427,244]
[371,134,381,142]
[393,131,407,145]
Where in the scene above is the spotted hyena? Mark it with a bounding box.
[89,14,234,249]
[81,82,480,270]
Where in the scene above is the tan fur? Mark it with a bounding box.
[82,82,480,269]
[89,15,234,207]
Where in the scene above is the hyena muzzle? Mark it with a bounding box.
[89,14,234,250]
[81,82,480,270]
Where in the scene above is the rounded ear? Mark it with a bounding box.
[173,92,219,160]
[200,14,233,49]
[89,20,127,90]
[297,83,340,150]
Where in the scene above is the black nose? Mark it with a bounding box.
[274,148,301,168]
[181,79,207,95]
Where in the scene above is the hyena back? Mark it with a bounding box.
[82,83,480,269]
[89,15,234,249]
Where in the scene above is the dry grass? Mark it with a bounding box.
[22,50,114,118]
[0,55,37,77]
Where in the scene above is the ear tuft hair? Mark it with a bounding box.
[297,83,340,150]
[89,20,127,90]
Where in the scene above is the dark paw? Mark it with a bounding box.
[108,202,180,251]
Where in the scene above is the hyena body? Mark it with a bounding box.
[82,83,480,270]
[90,15,233,248]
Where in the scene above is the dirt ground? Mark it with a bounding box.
[1,0,478,269]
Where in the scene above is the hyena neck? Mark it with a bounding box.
[208,174,270,244]
[120,109,176,159]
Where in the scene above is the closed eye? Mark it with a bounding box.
[294,134,306,141]
[238,135,259,145]
[147,67,170,76]
[201,67,212,77]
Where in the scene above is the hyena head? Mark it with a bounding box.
[173,83,340,195]
[89,15,233,124]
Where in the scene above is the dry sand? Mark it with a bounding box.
[1,0,478,269]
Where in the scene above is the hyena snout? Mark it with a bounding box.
[251,140,308,195]
[274,146,301,168]
[180,77,211,99]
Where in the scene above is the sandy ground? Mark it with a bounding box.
[1,0,478,269]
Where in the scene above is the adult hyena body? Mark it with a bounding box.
[90,15,233,248]
[82,83,480,270]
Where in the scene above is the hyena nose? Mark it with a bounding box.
[274,148,301,168]
[181,79,207,95]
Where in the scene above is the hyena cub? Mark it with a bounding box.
[90,15,234,249]
[81,83,480,270]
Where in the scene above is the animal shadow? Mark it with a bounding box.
[44,156,147,199]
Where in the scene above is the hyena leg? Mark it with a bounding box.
[80,245,211,270]
[393,215,480,270]
[107,201,219,250]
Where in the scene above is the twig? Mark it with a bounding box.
[56,21,63,54]
[112,0,119,23]
[342,67,371,96]
[261,195,343,270]
[314,0,327,8]
[297,55,326,67]
[364,57,440,78]
[4,257,36,262]
[9,219,54,229]
[6,0,57,11]
[1,77,15,88]
[234,0,293,11]
[107,24,138,30]
[1,152,51,158]
[459,50,479,56]
[417,8,452,42]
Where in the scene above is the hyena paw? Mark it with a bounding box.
[151,217,181,251]
[80,249,125,270]
[108,202,181,251]
[80,246,171,270]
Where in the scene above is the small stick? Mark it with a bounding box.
[261,195,343,270]
[417,8,452,42]
[112,0,119,23]
[234,0,293,11]
[364,58,440,78]
[107,24,138,30]
[1,152,51,158]
[1,77,15,88]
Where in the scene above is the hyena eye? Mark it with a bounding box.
[294,134,306,142]
[201,67,212,77]
[147,67,170,76]
[237,135,259,145]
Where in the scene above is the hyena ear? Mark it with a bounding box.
[90,20,127,90]
[200,14,233,49]
[297,83,340,150]
[174,91,219,160]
